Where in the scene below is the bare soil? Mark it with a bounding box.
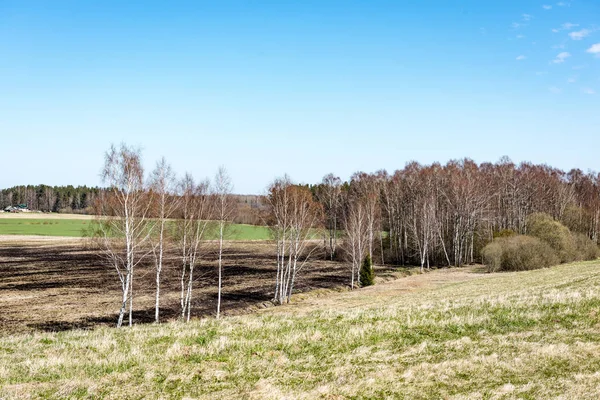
[0,239,401,335]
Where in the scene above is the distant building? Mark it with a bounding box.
[3,204,30,213]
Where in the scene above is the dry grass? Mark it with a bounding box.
[1,259,600,399]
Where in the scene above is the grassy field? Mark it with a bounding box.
[0,218,93,237]
[0,215,274,240]
[1,261,599,399]
[226,224,271,241]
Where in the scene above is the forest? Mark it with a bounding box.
[311,156,600,269]
[0,185,103,213]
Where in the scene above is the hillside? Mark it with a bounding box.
[1,262,600,399]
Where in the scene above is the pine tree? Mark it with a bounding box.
[359,254,375,287]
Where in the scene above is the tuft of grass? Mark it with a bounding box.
[1,262,600,398]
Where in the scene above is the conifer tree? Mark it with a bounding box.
[359,254,375,287]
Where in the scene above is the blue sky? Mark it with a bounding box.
[1,0,599,194]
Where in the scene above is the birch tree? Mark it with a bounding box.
[177,174,212,322]
[342,190,370,288]
[267,176,322,304]
[404,163,436,272]
[315,173,342,260]
[97,143,153,328]
[213,166,235,319]
[350,172,381,262]
[149,157,178,323]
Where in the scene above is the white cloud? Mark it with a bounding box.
[549,86,562,94]
[562,22,579,30]
[572,65,587,70]
[582,88,596,95]
[516,55,527,60]
[569,29,591,40]
[557,2,571,6]
[522,14,532,21]
[552,29,560,33]
[543,5,553,9]
[512,22,523,29]
[552,52,571,63]
[552,43,566,49]
[567,77,577,83]
[587,43,600,54]
[516,34,525,39]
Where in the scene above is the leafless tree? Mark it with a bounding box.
[148,157,178,323]
[213,166,235,319]
[97,143,153,328]
[342,190,370,288]
[177,173,213,322]
[403,163,435,272]
[315,173,342,260]
[267,176,322,304]
[350,172,382,263]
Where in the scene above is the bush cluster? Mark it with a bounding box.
[482,235,558,272]
[526,213,575,263]
[483,213,599,272]
[572,233,600,261]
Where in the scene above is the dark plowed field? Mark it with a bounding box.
[0,240,397,335]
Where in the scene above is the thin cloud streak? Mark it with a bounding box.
[569,29,591,40]
[552,52,571,64]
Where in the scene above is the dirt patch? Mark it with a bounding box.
[0,239,401,335]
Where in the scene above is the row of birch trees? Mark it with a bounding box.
[95,144,234,328]
[95,144,327,328]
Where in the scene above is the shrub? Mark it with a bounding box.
[482,235,559,272]
[482,240,503,272]
[526,213,576,263]
[572,233,600,261]
[359,254,375,287]
[493,229,516,239]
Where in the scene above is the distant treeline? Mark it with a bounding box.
[0,185,265,222]
[0,185,103,213]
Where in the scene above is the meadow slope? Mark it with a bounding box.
[1,262,600,399]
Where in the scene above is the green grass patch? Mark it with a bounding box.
[0,219,91,237]
[224,224,272,241]
[0,217,325,241]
